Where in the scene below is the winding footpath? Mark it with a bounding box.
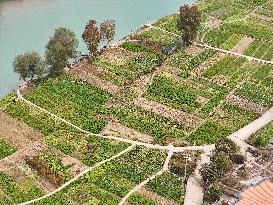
[18,144,136,205]
[149,25,273,65]
[14,84,273,205]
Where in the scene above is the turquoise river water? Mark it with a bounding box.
[0,0,194,99]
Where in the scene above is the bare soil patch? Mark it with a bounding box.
[130,75,152,97]
[251,13,273,23]
[0,111,43,149]
[205,18,222,29]
[100,47,138,65]
[226,94,268,114]
[185,45,204,56]
[137,187,179,205]
[68,63,121,95]
[196,96,209,105]
[212,74,227,84]
[101,121,154,143]
[231,36,254,54]
[0,142,56,193]
[134,97,202,128]
[62,156,88,176]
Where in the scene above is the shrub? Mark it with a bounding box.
[200,163,224,186]
[215,138,237,155]
[230,154,245,165]
[203,184,222,203]
[210,151,233,172]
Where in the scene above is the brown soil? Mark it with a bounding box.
[185,45,204,56]
[231,36,254,54]
[195,96,209,105]
[101,121,154,143]
[62,156,89,176]
[251,13,273,23]
[68,63,121,95]
[0,142,56,193]
[0,111,43,149]
[212,74,227,84]
[226,94,268,114]
[133,97,202,128]
[138,187,179,205]
[100,47,138,65]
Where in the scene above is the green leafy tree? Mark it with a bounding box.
[45,27,79,76]
[13,51,46,82]
[100,20,116,46]
[82,20,101,54]
[177,5,201,45]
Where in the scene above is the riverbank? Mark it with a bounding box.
[0,0,195,99]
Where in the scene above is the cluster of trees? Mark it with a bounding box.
[13,4,200,83]
[13,19,115,82]
[200,139,244,203]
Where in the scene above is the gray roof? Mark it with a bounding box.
[270,137,273,144]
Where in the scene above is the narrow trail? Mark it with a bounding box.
[18,144,136,205]
[149,25,273,65]
[118,148,174,205]
[14,49,273,205]
[16,91,214,153]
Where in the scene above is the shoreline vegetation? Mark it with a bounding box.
[0,0,273,204]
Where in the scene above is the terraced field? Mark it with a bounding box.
[0,0,272,204]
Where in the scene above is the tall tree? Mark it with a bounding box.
[82,20,100,54]
[177,5,201,46]
[13,51,46,82]
[45,27,79,75]
[100,20,116,46]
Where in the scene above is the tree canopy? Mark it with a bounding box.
[82,20,101,54]
[45,27,79,75]
[13,51,46,82]
[177,5,201,45]
[100,20,116,46]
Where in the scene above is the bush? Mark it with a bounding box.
[215,138,237,155]
[210,151,233,172]
[230,154,245,165]
[203,184,222,203]
[200,163,224,186]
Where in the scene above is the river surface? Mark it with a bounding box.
[0,0,195,99]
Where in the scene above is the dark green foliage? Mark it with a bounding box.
[46,27,79,75]
[13,51,46,81]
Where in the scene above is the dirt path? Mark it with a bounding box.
[250,13,273,23]
[149,25,273,65]
[18,144,136,205]
[119,148,174,205]
[0,111,43,149]
[229,106,273,151]
[184,148,213,205]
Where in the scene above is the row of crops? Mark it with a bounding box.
[24,146,185,205]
